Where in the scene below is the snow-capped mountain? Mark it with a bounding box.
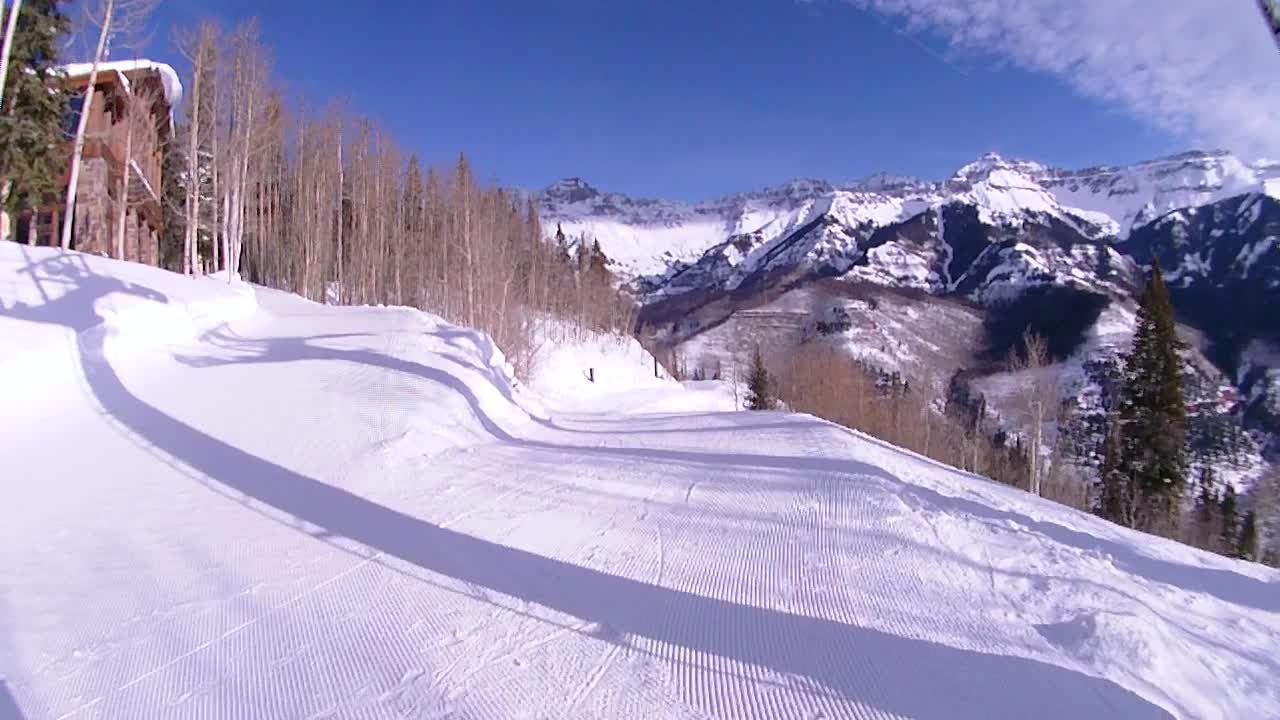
[540,150,1280,301]
[539,150,1280,480]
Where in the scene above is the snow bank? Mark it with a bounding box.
[60,59,183,106]
[0,242,552,459]
[0,243,256,404]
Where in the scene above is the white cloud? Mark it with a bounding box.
[843,0,1280,158]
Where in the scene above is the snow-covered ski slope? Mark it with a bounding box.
[1,243,1277,720]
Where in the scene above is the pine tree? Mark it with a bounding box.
[585,238,610,286]
[1238,511,1259,561]
[0,0,69,228]
[553,223,570,264]
[1220,484,1239,550]
[1115,260,1188,532]
[1193,466,1221,550]
[1096,413,1136,527]
[746,345,774,411]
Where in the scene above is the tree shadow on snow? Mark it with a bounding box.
[0,253,1193,718]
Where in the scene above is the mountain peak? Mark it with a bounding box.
[856,171,926,193]
[544,177,601,203]
[777,178,835,197]
[951,152,1049,186]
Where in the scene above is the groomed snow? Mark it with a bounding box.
[1,242,1277,719]
[526,322,733,415]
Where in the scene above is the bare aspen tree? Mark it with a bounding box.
[175,24,217,274]
[206,38,228,275]
[61,0,157,250]
[110,84,162,259]
[221,21,265,280]
[456,153,476,328]
[1009,329,1053,495]
[167,16,635,378]
[334,122,343,300]
[60,0,112,250]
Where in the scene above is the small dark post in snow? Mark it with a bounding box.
[654,356,659,378]
[588,368,595,383]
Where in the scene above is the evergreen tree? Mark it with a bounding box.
[1238,511,1259,561]
[158,134,188,270]
[0,0,70,227]
[1096,413,1136,527]
[585,238,610,286]
[553,223,571,264]
[746,345,774,411]
[1220,484,1239,550]
[1114,260,1188,531]
[1193,466,1220,550]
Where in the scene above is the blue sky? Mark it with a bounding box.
[132,0,1276,201]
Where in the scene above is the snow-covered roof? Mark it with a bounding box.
[59,59,183,107]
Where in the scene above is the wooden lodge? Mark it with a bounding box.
[14,60,177,264]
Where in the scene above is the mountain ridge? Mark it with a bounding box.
[538,149,1280,489]
[539,149,1280,301]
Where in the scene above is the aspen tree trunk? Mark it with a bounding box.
[373,144,383,302]
[231,63,253,281]
[254,156,264,277]
[299,121,311,295]
[220,189,230,275]
[210,96,221,273]
[61,0,114,250]
[1030,400,1043,496]
[335,138,343,302]
[363,142,372,303]
[440,172,450,318]
[184,43,202,275]
[0,0,22,111]
[312,149,322,297]
[463,187,474,328]
[393,154,404,306]
[0,0,16,239]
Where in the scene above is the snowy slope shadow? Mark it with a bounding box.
[0,264,1175,719]
[0,682,27,720]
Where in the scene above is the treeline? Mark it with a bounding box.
[161,22,632,374]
